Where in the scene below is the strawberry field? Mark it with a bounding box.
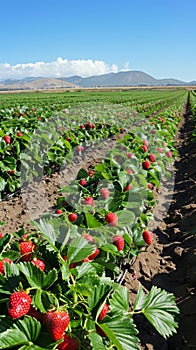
[0,88,195,350]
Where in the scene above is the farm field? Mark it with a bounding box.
[0,88,195,350]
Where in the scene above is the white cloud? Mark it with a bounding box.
[0,57,119,80]
[121,62,130,71]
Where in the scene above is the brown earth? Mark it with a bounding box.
[0,107,195,349]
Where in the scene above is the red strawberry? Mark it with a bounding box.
[66,137,71,141]
[141,145,148,152]
[58,334,79,350]
[148,154,156,162]
[82,233,95,242]
[56,209,63,214]
[0,258,12,275]
[151,129,156,134]
[87,247,100,261]
[126,169,133,174]
[143,230,153,245]
[68,213,78,222]
[98,303,110,322]
[84,197,94,207]
[148,183,153,190]
[88,170,94,176]
[127,153,134,158]
[123,184,132,192]
[79,179,87,186]
[8,291,32,319]
[62,256,78,269]
[166,150,172,158]
[77,145,84,152]
[100,188,110,199]
[45,310,70,341]
[105,212,118,226]
[17,132,23,137]
[112,235,124,251]
[27,305,44,323]
[9,169,15,175]
[157,147,163,153]
[19,241,36,262]
[3,135,11,144]
[31,258,45,271]
[142,160,151,170]
[80,124,85,129]
[0,233,3,238]
[87,122,93,129]
[143,139,149,147]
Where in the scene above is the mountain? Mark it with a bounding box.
[0,71,195,90]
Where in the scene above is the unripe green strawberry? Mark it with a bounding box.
[45,310,70,341]
[58,334,79,350]
[8,291,32,319]
[112,235,124,251]
[105,212,118,226]
[143,230,153,245]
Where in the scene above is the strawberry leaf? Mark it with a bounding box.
[88,332,107,350]
[0,329,28,348]
[18,262,44,288]
[133,285,180,339]
[67,236,97,263]
[13,316,41,342]
[85,212,102,228]
[110,285,129,312]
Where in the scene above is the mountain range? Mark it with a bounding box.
[0,71,196,90]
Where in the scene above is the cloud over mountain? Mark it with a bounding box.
[0,57,118,80]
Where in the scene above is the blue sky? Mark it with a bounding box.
[0,0,196,81]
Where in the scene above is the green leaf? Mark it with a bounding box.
[117,210,135,227]
[19,345,48,350]
[110,285,129,312]
[67,236,97,263]
[85,212,102,228]
[134,285,180,339]
[77,168,88,179]
[88,332,107,350]
[14,316,41,342]
[0,329,28,348]
[43,269,58,289]
[88,280,112,312]
[18,262,44,288]
[97,314,139,350]
[33,289,56,313]
[31,219,59,251]
[0,234,12,255]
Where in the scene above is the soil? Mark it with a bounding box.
[0,105,195,349]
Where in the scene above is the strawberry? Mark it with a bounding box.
[148,183,153,190]
[112,235,124,251]
[88,170,94,176]
[98,303,110,322]
[80,124,85,129]
[79,179,87,186]
[148,153,156,162]
[68,213,78,222]
[126,169,133,174]
[56,209,63,214]
[0,233,3,238]
[87,247,100,261]
[0,258,12,275]
[82,233,95,242]
[127,153,134,158]
[166,150,172,158]
[19,240,36,261]
[9,169,15,175]
[58,334,79,350]
[45,310,70,341]
[123,184,132,192]
[141,145,148,152]
[100,188,110,199]
[87,122,93,129]
[3,135,11,144]
[105,212,118,226]
[143,230,153,245]
[143,139,149,147]
[151,129,156,134]
[27,305,44,323]
[17,132,23,137]
[8,291,32,319]
[31,258,45,271]
[84,197,94,207]
[77,145,84,152]
[157,147,163,153]
[142,160,151,170]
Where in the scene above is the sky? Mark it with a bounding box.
[0,0,196,81]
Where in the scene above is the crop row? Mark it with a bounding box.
[0,90,188,349]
